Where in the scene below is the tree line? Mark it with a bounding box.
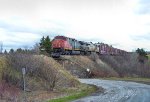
[2,36,149,59]
[3,36,52,55]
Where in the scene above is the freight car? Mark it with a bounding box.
[51,35,127,57]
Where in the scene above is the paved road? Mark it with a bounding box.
[73,79,150,102]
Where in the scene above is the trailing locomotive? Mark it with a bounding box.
[51,35,127,57]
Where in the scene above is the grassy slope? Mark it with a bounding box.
[0,55,80,88]
[41,56,80,88]
[63,55,118,77]
[0,55,102,102]
[0,55,82,101]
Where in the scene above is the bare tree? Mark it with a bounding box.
[32,43,40,54]
[0,41,3,54]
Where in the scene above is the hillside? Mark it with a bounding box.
[58,54,118,78]
[58,53,150,78]
[0,52,150,101]
[0,54,80,102]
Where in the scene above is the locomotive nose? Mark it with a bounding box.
[52,39,65,48]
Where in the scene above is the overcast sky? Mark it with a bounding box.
[0,0,150,51]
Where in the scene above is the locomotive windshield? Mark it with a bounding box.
[55,36,67,40]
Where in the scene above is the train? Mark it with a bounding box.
[51,35,128,57]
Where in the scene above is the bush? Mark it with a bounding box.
[3,53,58,91]
[2,53,79,91]
[0,56,7,81]
[100,53,150,78]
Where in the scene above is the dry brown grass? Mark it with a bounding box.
[0,54,80,101]
[0,80,20,102]
[0,56,7,81]
[61,55,118,78]
[100,53,150,78]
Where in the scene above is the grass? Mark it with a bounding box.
[48,84,97,102]
[101,77,150,85]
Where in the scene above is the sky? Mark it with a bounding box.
[0,0,150,52]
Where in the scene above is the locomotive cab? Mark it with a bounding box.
[52,36,72,57]
[52,36,81,57]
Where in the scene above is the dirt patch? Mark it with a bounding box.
[0,81,20,102]
[90,85,105,96]
[26,90,66,102]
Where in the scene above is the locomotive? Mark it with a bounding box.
[51,35,127,57]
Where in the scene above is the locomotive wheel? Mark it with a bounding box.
[81,51,85,55]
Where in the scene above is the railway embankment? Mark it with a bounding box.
[57,53,150,78]
[57,54,118,78]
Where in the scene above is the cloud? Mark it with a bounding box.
[0,20,37,34]
[137,0,150,14]
[0,0,150,51]
[0,17,69,51]
[131,34,150,41]
[0,27,40,50]
[0,18,68,36]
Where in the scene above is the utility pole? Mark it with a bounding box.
[22,68,26,102]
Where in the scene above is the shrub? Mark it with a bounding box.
[100,53,150,78]
[2,53,79,91]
